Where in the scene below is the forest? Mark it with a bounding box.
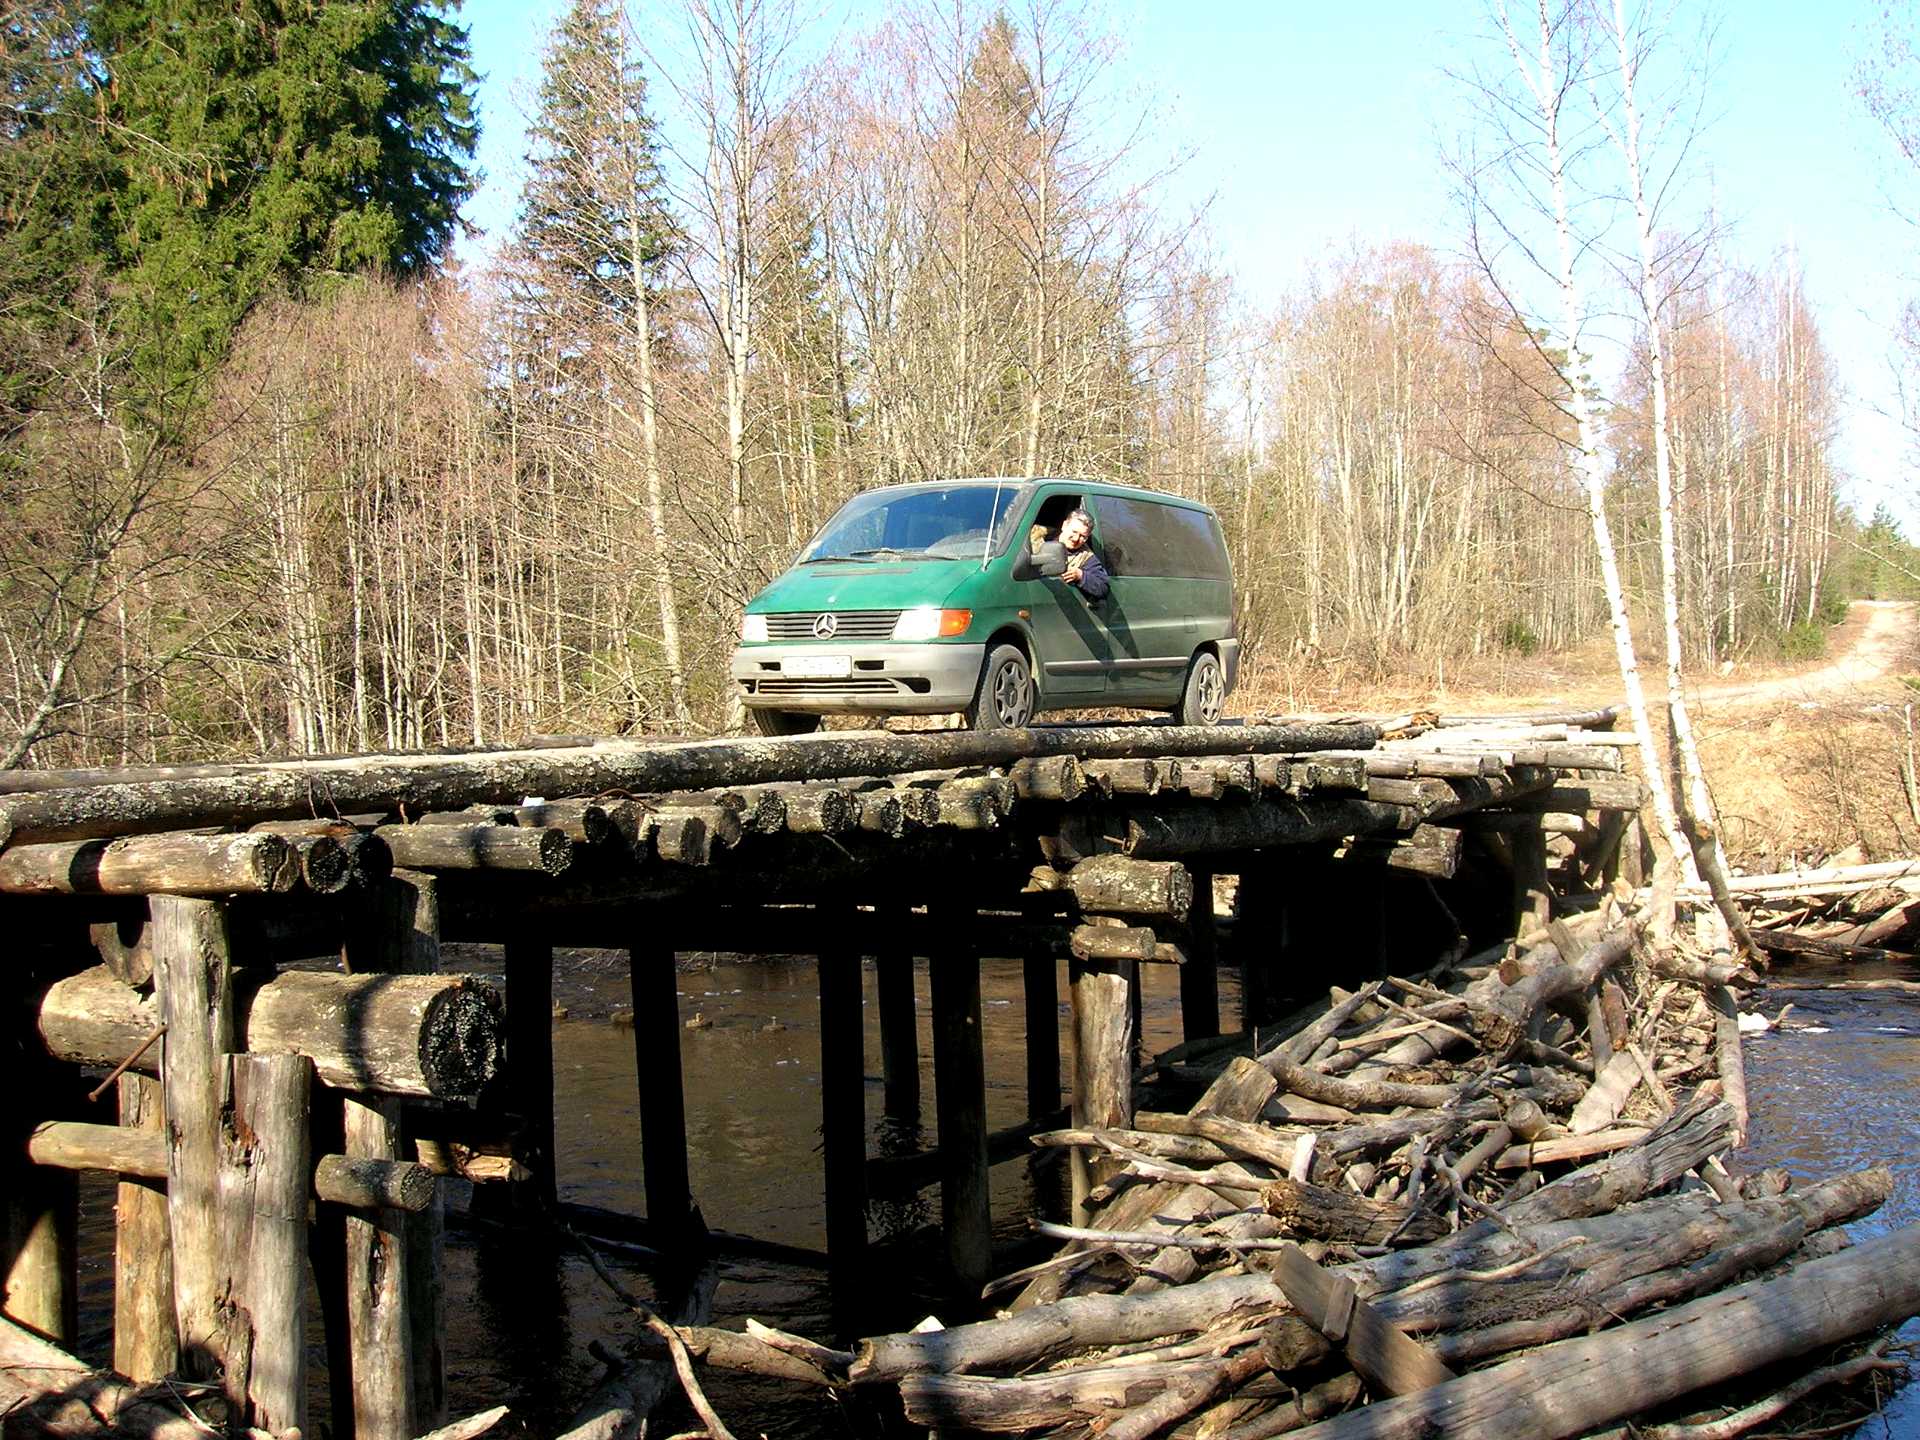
[0,0,1909,766]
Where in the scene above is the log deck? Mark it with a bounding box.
[4,708,1903,1440]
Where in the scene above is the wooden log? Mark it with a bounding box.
[1121,797,1414,859]
[90,913,155,985]
[1508,778,1649,812]
[631,942,698,1240]
[1285,1220,1920,1440]
[855,788,907,837]
[1067,855,1193,920]
[1023,953,1060,1119]
[43,959,499,1105]
[0,831,299,896]
[375,823,574,875]
[1501,1097,1738,1226]
[876,930,920,1122]
[1344,825,1462,880]
[1084,759,1160,795]
[1264,1242,1455,1397]
[931,903,992,1296]
[247,970,506,1101]
[1180,863,1221,1041]
[115,1074,177,1381]
[648,809,712,864]
[153,895,234,1380]
[0,1312,204,1440]
[1260,1177,1447,1246]
[27,1123,437,1211]
[228,1053,311,1434]
[1009,755,1087,802]
[512,799,614,846]
[344,1091,416,1440]
[486,932,553,1211]
[933,777,1005,829]
[0,721,1381,848]
[781,787,855,835]
[1069,923,1160,963]
[1069,964,1133,1227]
[852,1270,1282,1383]
[818,945,867,1329]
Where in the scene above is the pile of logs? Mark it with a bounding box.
[721,901,1920,1440]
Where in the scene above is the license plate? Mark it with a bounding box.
[784,653,852,678]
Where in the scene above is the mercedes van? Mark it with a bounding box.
[729,477,1240,734]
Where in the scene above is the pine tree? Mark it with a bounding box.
[85,0,480,379]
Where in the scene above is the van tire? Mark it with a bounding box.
[967,644,1035,729]
[750,708,822,738]
[1175,652,1226,726]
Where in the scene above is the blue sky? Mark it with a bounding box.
[459,0,1918,521]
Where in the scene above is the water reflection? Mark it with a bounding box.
[1740,962,1920,1438]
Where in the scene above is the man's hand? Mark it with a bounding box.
[1062,568,1082,586]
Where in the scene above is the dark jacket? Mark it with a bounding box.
[1068,548,1110,602]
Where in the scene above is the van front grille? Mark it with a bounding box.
[753,677,904,696]
[765,610,902,640]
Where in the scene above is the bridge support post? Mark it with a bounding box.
[818,945,868,1334]
[929,902,991,1298]
[1023,954,1060,1119]
[1181,863,1221,1043]
[875,916,920,1122]
[1069,958,1133,1228]
[630,943,698,1241]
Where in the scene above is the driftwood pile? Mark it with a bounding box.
[727,903,1920,1440]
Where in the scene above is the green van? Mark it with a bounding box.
[730,477,1240,734]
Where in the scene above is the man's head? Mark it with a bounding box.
[1059,510,1094,551]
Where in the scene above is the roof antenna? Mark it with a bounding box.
[983,476,1005,570]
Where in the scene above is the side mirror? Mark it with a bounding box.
[1011,541,1068,581]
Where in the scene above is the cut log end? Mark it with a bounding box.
[419,982,508,1103]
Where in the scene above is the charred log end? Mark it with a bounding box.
[748,794,788,833]
[298,835,353,895]
[576,806,613,847]
[250,833,299,893]
[418,980,508,1103]
[859,794,906,838]
[820,789,853,834]
[314,1153,438,1212]
[346,832,394,888]
[535,828,574,876]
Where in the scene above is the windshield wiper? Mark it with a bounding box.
[802,553,883,564]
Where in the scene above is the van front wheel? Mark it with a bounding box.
[1175,652,1225,726]
[750,708,822,738]
[967,644,1035,729]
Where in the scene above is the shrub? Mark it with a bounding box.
[1496,617,1539,656]
[1779,621,1827,661]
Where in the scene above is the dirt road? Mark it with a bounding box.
[1693,600,1919,708]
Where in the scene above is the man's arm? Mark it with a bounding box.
[1072,551,1110,602]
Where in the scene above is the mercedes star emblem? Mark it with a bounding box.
[812,613,839,638]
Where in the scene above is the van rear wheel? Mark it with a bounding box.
[967,644,1035,729]
[1175,652,1225,726]
[750,708,822,738]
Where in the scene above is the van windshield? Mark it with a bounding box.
[801,484,1025,563]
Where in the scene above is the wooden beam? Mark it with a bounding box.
[929,902,992,1296]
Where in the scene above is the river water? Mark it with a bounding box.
[63,949,1919,1438]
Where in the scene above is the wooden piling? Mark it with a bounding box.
[929,903,992,1296]
[1513,818,1553,931]
[115,1073,177,1381]
[817,946,868,1330]
[875,933,920,1123]
[1023,955,1061,1120]
[1181,866,1222,1043]
[229,1053,311,1435]
[1068,960,1133,1228]
[630,944,698,1239]
[344,1092,416,1440]
[502,932,558,1207]
[152,894,236,1379]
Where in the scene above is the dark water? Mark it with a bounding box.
[63,953,1919,1437]
[1738,962,1920,1438]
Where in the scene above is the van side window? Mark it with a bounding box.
[1092,497,1230,579]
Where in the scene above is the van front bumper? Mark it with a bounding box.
[731,642,988,714]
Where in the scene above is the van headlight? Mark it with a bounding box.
[893,607,971,641]
[740,613,769,642]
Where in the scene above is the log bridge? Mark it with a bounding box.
[0,709,1652,1440]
